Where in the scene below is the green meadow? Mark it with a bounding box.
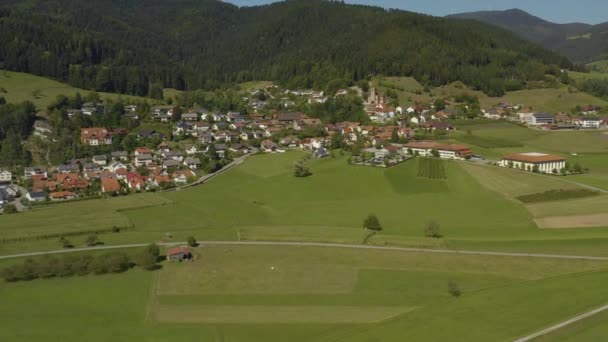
[0,70,156,108]
[2,245,608,341]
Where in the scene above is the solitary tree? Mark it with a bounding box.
[187,236,197,247]
[425,221,442,238]
[363,214,382,231]
[573,163,583,173]
[85,234,99,246]
[59,236,72,249]
[294,161,312,178]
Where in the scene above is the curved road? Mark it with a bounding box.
[2,240,608,261]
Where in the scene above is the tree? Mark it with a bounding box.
[363,214,382,231]
[448,281,461,297]
[433,99,446,111]
[136,243,161,270]
[573,163,583,173]
[85,234,99,246]
[425,221,442,238]
[59,236,72,249]
[407,148,413,156]
[171,106,182,122]
[430,149,440,158]
[391,127,399,143]
[187,236,197,247]
[294,161,312,178]
[532,165,540,173]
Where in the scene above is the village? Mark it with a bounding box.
[0,85,601,210]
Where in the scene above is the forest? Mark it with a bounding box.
[0,0,572,97]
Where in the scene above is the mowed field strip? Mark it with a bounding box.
[155,305,413,323]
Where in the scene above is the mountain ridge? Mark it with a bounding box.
[448,9,608,63]
[0,0,571,97]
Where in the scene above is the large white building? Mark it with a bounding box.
[404,141,474,160]
[0,169,11,183]
[499,153,566,173]
[579,117,601,129]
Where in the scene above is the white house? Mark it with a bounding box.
[499,153,566,173]
[0,169,11,183]
[580,117,601,129]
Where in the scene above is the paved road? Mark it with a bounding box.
[2,240,608,261]
[514,303,608,342]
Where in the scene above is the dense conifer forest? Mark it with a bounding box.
[0,0,572,97]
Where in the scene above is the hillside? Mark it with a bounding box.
[448,9,608,63]
[0,0,570,97]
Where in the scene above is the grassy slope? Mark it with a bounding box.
[0,70,153,108]
[374,76,608,112]
[4,152,608,255]
[1,245,608,341]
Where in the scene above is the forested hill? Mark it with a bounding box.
[0,0,571,97]
[448,9,608,63]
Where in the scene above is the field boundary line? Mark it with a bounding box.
[513,303,608,342]
[2,240,608,261]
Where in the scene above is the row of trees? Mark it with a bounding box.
[363,214,442,238]
[1,243,162,282]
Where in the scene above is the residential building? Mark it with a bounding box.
[81,128,112,145]
[92,155,107,166]
[0,169,11,183]
[26,191,47,202]
[580,117,601,129]
[24,167,48,179]
[530,113,555,126]
[49,191,76,201]
[499,153,566,173]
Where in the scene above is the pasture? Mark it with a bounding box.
[2,245,608,341]
[0,70,152,109]
[416,157,446,179]
[5,152,608,256]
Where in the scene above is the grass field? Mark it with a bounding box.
[5,151,608,256]
[0,70,154,109]
[2,245,608,341]
[417,157,447,179]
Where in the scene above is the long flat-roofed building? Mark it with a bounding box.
[403,141,473,160]
[499,152,566,173]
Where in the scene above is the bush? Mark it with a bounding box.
[425,221,442,238]
[135,243,161,270]
[363,214,382,231]
[85,234,99,246]
[294,161,312,177]
[516,189,599,203]
[448,281,461,297]
[2,204,18,214]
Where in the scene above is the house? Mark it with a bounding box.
[185,145,199,155]
[435,144,474,160]
[403,141,473,160]
[261,139,278,152]
[0,190,6,208]
[101,174,121,194]
[33,120,52,139]
[229,143,252,154]
[167,246,191,261]
[580,105,600,115]
[0,169,11,183]
[163,151,185,162]
[26,191,47,202]
[173,169,196,185]
[499,153,566,173]
[83,163,101,173]
[49,191,76,201]
[181,112,199,121]
[92,155,107,166]
[126,172,147,191]
[81,128,112,146]
[579,117,601,129]
[106,161,128,173]
[157,142,171,153]
[135,154,154,167]
[135,147,153,156]
[313,147,329,158]
[184,157,201,169]
[530,113,555,126]
[24,167,48,179]
[163,159,181,168]
[56,173,89,190]
[111,151,129,161]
